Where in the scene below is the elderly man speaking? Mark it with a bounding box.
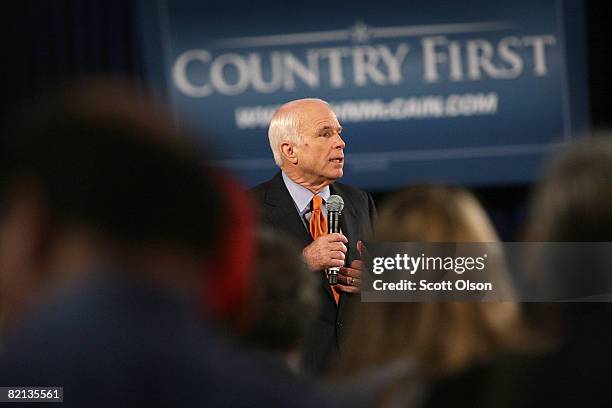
[251,98,376,374]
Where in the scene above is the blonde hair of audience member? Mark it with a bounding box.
[337,185,526,379]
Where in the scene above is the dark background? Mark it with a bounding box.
[3,0,610,240]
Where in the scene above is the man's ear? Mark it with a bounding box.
[280,142,298,165]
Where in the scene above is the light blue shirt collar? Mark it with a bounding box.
[281,171,330,216]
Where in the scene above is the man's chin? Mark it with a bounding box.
[326,169,343,181]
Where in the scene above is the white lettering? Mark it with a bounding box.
[353,46,388,86]
[379,44,410,84]
[283,51,320,90]
[319,47,350,88]
[210,53,250,95]
[422,36,448,83]
[523,35,556,76]
[249,52,283,93]
[173,49,214,97]
[172,33,557,98]
[466,39,496,80]
[497,37,524,78]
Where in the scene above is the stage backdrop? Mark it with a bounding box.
[137,0,589,190]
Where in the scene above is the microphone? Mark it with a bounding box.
[326,195,344,285]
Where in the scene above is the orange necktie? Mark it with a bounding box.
[309,195,340,305]
[309,195,327,240]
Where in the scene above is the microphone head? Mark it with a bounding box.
[326,195,344,212]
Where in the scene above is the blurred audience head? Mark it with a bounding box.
[376,184,499,243]
[337,185,524,379]
[528,134,612,242]
[523,134,612,326]
[0,78,221,332]
[234,227,319,374]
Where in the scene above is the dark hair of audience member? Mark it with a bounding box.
[524,134,612,326]
[0,79,222,331]
[0,80,335,408]
[528,134,612,242]
[227,227,319,374]
[0,79,221,255]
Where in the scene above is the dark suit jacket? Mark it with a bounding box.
[251,171,377,374]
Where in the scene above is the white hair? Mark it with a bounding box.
[268,98,329,166]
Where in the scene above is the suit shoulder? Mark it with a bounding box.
[334,182,377,222]
[333,182,370,201]
[249,177,276,202]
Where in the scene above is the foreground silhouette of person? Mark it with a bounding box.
[0,80,332,407]
[425,136,612,408]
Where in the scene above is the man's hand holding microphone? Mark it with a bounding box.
[302,235,364,294]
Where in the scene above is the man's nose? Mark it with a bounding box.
[334,134,346,149]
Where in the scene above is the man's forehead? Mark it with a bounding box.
[297,102,340,129]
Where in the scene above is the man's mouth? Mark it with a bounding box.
[330,158,344,164]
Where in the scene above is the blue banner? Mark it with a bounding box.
[138,0,589,189]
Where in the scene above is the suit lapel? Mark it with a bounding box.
[264,173,337,304]
[262,175,359,307]
[263,172,311,247]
